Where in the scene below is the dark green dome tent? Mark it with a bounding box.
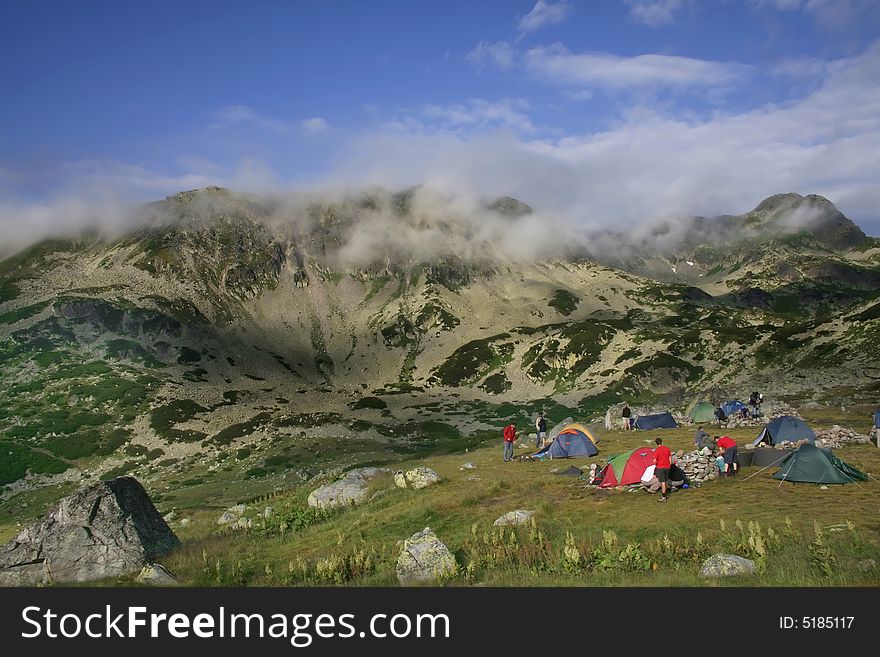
[773,444,868,484]
[753,415,816,446]
[689,402,716,424]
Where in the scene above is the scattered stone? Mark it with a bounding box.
[493,510,534,526]
[396,527,457,585]
[460,462,477,471]
[180,518,191,527]
[700,554,756,577]
[814,425,872,449]
[163,511,176,522]
[307,467,390,510]
[234,517,253,530]
[820,485,829,490]
[263,506,273,518]
[136,563,178,586]
[394,467,442,490]
[857,558,876,572]
[0,477,180,586]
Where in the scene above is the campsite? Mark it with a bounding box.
[40,403,872,587]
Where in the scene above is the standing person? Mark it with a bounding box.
[535,412,548,449]
[716,434,738,476]
[502,423,517,462]
[653,437,672,502]
[622,404,632,431]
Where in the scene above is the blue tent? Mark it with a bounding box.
[634,412,678,430]
[874,408,880,429]
[753,415,816,446]
[534,423,599,458]
[721,400,746,418]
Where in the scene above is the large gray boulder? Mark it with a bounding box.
[699,553,756,577]
[0,477,180,586]
[394,467,442,490]
[396,527,457,585]
[307,467,390,510]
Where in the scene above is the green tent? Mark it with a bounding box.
[689,401,716,423]
[773,444,868,485]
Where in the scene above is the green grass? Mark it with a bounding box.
[154,422,880,587]
[0,440,70,485]
[548,289,580,316]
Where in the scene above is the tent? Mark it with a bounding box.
[874,408,880,429]
[721,400,746,418]
[634,412,678,430]
[534,423,599,458]
[753,415,816,446]
[598,447,655,487]
[773,444,868,484]
[689,402,716,424]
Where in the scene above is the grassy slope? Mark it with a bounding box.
[146,418,880,587]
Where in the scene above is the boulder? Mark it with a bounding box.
[0,477,180,586]
[307,467,390,510]
[493,510,534,526]
[460,462,477,471]
[396,527,457,585]
[699,554,756,577]
[217,503,247,525]
[394,467,442,490]
[136,563,178,586]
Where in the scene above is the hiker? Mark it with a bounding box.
[502,423,517,462]
[535,412,547,449]
[715,406,727,422]
[694,426,710,449]
[716,434,738,476]
[653,437,672,502]
[622,404,632,431]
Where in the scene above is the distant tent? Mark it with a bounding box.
[598,447,655,487]
[874,408,880,429]
[689,402,716,424]
[634,412,678,430]
[753,416,816,446]
[721,400,746,418]
[535,423,599,458]
[773,444,868,485]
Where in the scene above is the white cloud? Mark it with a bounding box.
[211,105,329,136]
[524,43,753,90]
[625,0,688,27]
[386,98,536,135]
[300,117,329,134]
[466,40,516,70]
[518,1,573,33]
[328,42,880,234]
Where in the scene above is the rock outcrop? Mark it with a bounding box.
[393,467,442,490]
[0,477,179,586]
[307,467,390,509]
[396,527,457,585]
[699,554,756,577]
[493,510,534,526]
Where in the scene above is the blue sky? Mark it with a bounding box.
[2,0,880,242]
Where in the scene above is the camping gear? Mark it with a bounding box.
[734,450,754,468]
[773,444,868,484]
[689,401,716,424]
[598,447,655,487]
[753,416,816,446]
[554,466,584,477]
[746,447,794,468]
[874,408,880,429]
[634,412,678,430]
[534,423,599,458]
[721,400,746,418]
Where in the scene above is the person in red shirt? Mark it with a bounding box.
[502,424,517,462]
[716,435,738,477]
[653,437,672,502]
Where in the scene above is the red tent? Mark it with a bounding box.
[598,447,656,488]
